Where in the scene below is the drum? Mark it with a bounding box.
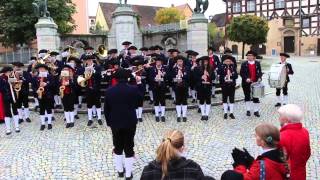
[251,82,265,98]
[268,64,287,88]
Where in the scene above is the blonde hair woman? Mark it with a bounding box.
[141,130,214,180]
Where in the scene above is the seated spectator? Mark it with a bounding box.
[223,123,289,180]
[140,130,215,180]
[278,104,311,180]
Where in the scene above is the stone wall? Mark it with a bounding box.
[60,34,107,50]
[142,31,188,52]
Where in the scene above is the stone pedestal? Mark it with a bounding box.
[187,14,208,56]
[107,5,142,50]
[35,17,60,51]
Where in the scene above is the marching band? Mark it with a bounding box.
[0,41,294,136]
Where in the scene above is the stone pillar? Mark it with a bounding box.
[187,14,208,56]
[107,5,142,50]
[35,17,60,51]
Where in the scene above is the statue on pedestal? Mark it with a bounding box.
[32,0,50,17]
[119,0,128,5]
[194,0,209,14]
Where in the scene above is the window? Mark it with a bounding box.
[284,19,294,27]
[247,1,256,12]
[302,18,310,28]
[233,2,241,13]
[275,0,285,9]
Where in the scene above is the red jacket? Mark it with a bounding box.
[0,92,4,121]
[279,123,311,180]
[235,149,287,180]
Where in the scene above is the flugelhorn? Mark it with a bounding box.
[37,77,45,99]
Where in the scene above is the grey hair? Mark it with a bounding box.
[278,104,304,123]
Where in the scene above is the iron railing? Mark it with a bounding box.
[0,48,37,64]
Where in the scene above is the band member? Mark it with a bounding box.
[148,56,168,122]
[218,55,238,119]
[240,50,263,117]
[49,51,63,109]
[28,56,40,111]
[0,67,20,135]
[188,51,199,103]
[139,47,149,56]
[122,45,138,68]
[104,57,122,87]
[72,57,84,115]
[172,56,190,122]
[195,56,215,121]
[208,47,221,98]
[119,41,132,64]
[166,49,180,102]
[104,69,145,180]
[60,64,76,128]
[130,56,147,122]
[34,64,54,130]
[222,48,237,67]
[12,62,32,123]
[275,53,294,107]
[80,46,95,61]
[82,54,103,126]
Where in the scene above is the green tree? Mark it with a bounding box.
[227,15,269,59]
[0,0,76,47]
[154,7,185,24]
[208,22,225,47]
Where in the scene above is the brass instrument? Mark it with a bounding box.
[155,66,164,82]
[202,69,210,84]
[8,72,17,103]
[97,44,108,59]
[174,66,183,83]
[47,62,58,76]
[59,70,70,98]
[77,67,93,87]
[13,71,23,99]
[37,77,45,99]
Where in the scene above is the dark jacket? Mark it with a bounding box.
[104,82,144,128]
[32,74,54,99]
[148,66,169,90]
[194,66,216,90]
[240,61,263,84]
[141,157,212,180]
[217,63,238,86]
[0,75,14,103]
[171,66,190,89]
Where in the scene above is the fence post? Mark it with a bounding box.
[20,48,22,62]
[12,51,15,64]
[28,48,31,63]
[5,51,8,64]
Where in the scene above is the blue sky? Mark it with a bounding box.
[88,0,226,18]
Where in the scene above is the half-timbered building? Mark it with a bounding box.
[223,0,320,56]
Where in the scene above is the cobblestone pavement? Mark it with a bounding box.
[0,57,319,180]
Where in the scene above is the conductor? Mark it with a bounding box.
[104,68,145,180]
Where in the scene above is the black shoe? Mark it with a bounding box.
[155,116,160,122]
[48,124,52,130]
[98,119,103,125]
[118,171,124,178]
[191,99,196,103]
[18,119,24,124]
[212,95,216,98]
[224,113,228,119]
[26,118,31,123]
[275,103,281,107]
[45,117,48,122]
[6,131,12,135]
[177,117,181,122]
[70,123,74,127]
[78,104,82,108]
[149,100,154,105]
[161,116,165,122]
[246,111,251,116]
[40,125,45,131]
[229,113,235,119]
[201,116,204,120]
[205,116,209,121]
[138,118,143,122]
[15,128,20,133]
[52,117,55,121]
[93,115,97,119]
[87,120,93,126]
[54,105,59,109]
[75,115,79,119]
[64,118,66,121]
[66,123,70,128]
[254,111,260,117]
[173,101,176,104]
[35,106,39,112]
[198,108,201,113]
[182,117,187,122]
